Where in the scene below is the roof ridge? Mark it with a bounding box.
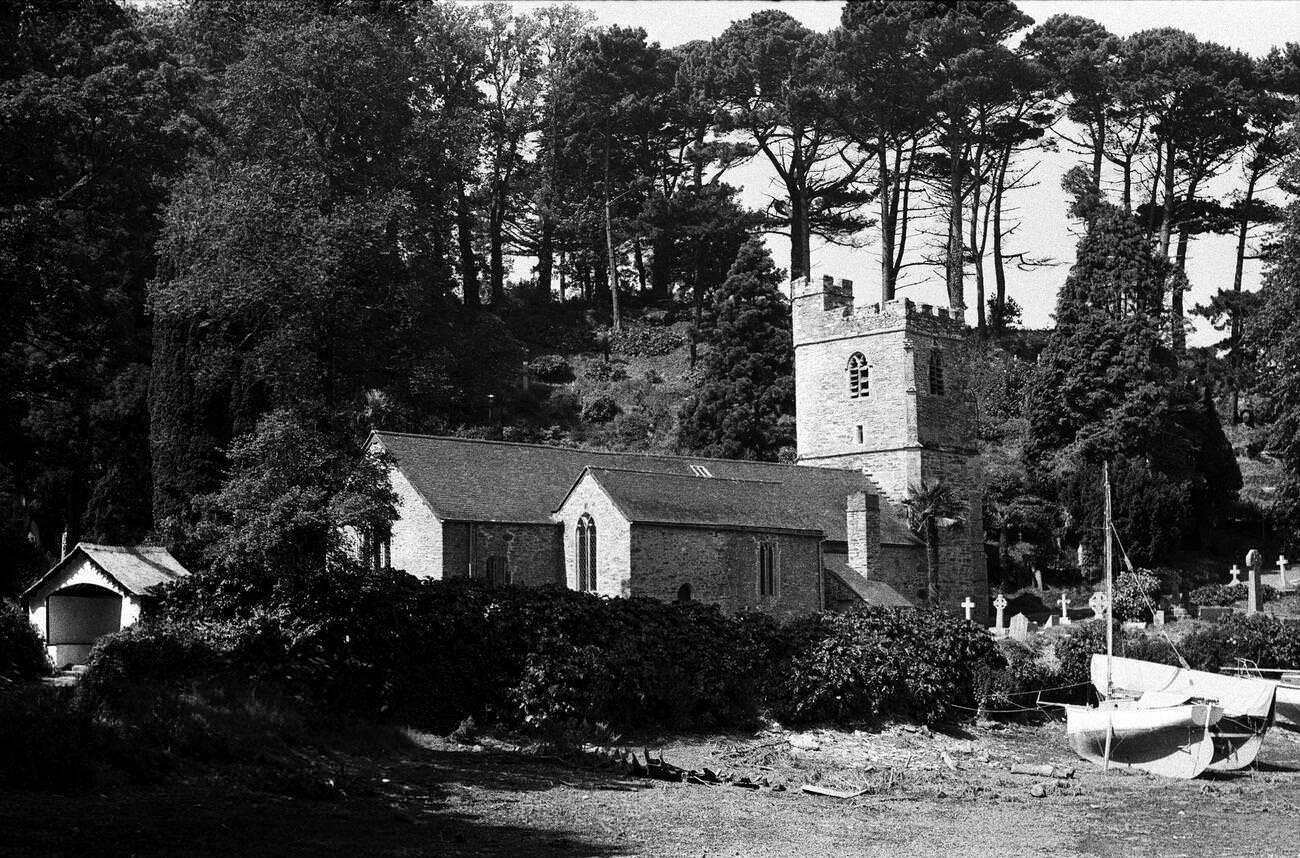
[373,430,864,474]
[587,466,782,485]
[79,542,168,553]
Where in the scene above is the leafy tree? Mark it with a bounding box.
[677,239,794,460]
[901,479,965,606]
[180,409,396,615]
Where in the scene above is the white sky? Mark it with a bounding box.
[507,1,1300,343]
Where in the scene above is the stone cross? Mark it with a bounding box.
[1279,555,1290,582]
[1009,613,1031,642]
[960,596,975,622]
[1088,591,1108,620]
[993,593,1008,630]
[1058,593,1072,624]
[1229,565,1244,585]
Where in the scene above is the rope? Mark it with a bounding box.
[1110,522,1193,671]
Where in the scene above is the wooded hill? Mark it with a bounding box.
[4,0,1300,598]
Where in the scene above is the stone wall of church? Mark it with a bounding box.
[629,525,822,620]
[440,522,564,586]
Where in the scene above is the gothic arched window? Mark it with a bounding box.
[847,352,869,399]
[576,514,597,592]
[929,349,946,396]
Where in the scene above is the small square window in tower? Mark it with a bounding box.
[847,352,869,398]
[928,349,945,396]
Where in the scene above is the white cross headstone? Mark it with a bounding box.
[1229,565,1244,585]
[1058,593,1072,624]
[1279,555,1290,579]
[960,596,976,622]
[1088,591,1108,620]
[992,594,1008,636]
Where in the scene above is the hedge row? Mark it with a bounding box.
[83,575,1006,733]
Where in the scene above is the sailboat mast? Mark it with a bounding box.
[1104,461,1114,698]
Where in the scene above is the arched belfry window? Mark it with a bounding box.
[929,349,946,396]
[847,352,869,399]
[576,514,597,592]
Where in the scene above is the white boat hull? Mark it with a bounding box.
[1065,700,1222,779]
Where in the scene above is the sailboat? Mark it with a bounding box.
[1222,663,1300,731]
[1062,463,1225,779]
[1092,654,1276,771]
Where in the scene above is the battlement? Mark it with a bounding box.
[791,274,966,343]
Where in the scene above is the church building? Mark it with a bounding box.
[368,274,987,621]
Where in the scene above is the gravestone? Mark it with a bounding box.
[960,596,975,622]
[1229,565,1244,585]
[1058,593,1072,625]
[1009,613,1031,642]
[1248,553,1263,615]
[1033,568,1044,591]
[1199,606,1233,622]
[991,594,1008,638]
[1088,591,1108,620]
[1171,605,1188,621]
[1279,555,1292,588]
[1153,609,1166,627]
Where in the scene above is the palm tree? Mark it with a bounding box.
[901,479,965,606]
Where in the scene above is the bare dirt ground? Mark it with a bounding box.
[4,720,1300,858]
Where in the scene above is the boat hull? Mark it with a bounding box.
[1065,701,1221,779]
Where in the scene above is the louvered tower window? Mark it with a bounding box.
[847,352,869,398]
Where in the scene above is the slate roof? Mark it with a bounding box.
[372,432,918,545]
[823,555,915,608]
[23,543,190,601]
[575,468,825,534]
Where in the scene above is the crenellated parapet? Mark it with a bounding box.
[791,274,966,348]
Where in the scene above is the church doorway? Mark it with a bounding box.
[676,583,692,603]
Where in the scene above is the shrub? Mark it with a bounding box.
[530,354,574,383]
[611,324,684,357]
[769,607,1003,725]
[977,639,1058,717]
[0,599,49,680]
[584,361,627,383]
[1178,613,1300,671]
[1113,568,1161,622]
[581,394,621,423]
[1188,583,1277,607]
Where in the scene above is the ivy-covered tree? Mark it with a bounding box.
[1245,188,1300,551]
[1026,203,1239,572]
[676,239,794,461]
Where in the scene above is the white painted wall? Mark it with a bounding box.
[25,554,141,667]
[552,474,631,597]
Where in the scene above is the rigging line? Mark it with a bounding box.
[1108,522,1193,671]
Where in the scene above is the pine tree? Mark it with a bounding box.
[676,238,794,461]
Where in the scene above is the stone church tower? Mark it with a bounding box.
[791,274,988,613]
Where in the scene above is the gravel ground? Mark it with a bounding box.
[4,721,1299,858]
